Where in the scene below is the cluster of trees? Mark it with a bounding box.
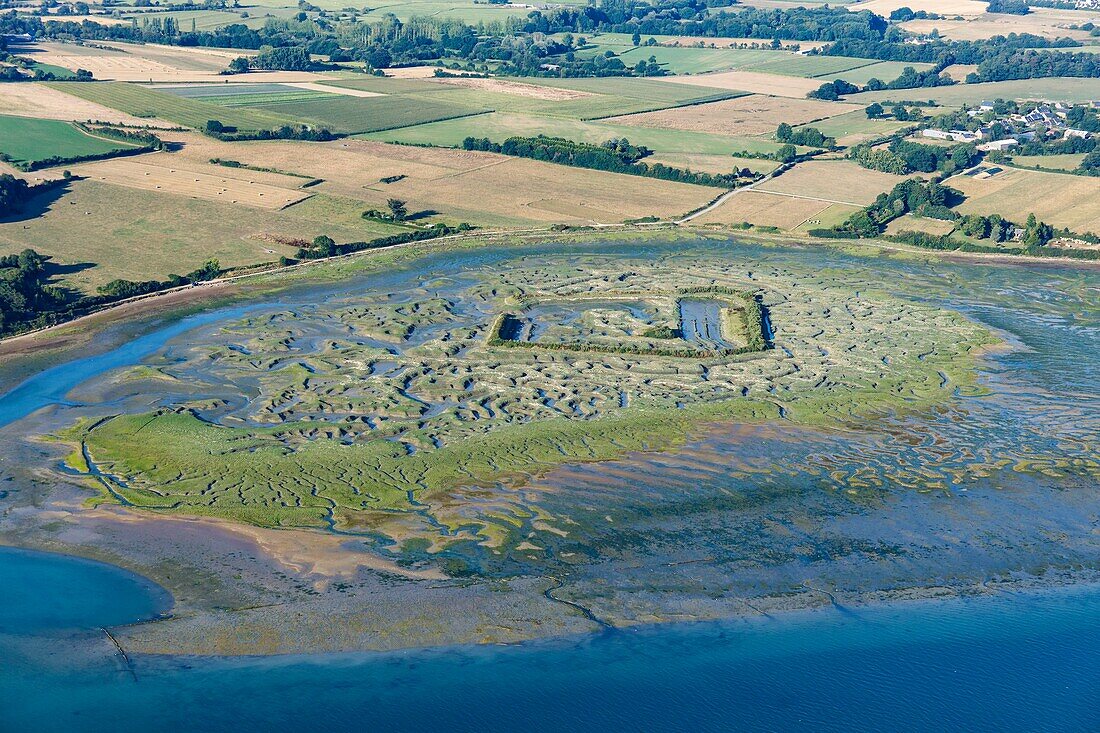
[293,224,468,261]
[362,198,409,223]
[987,0,1030,14]
[97,257,222,298]
[957,212,1017,242]
[0,249,67,336]
[810,65,953,100]
[204,120,335,142]
[850,139,978,175]
[815,179,959,237]
[824,31,1100,83]
[775,123,835,148]
[462,135,747,187]
[0,174,32,217]
[865,102,919,120]
[227,46,314,72]
[887,7,942,21]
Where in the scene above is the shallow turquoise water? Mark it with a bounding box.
[1,545,1097,732]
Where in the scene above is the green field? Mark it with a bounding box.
[0,114,139,166]
[1010,153,1087,171]
[849,77,1100,105]
[747,54,876,78]
[614,46,787,74]
[827,60,935,85]
[361,111,791,155]
[48,81,302,131]
[794,109,908,143]
[245,93,491,133]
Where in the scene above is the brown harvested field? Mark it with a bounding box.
[0,181,402,293]
[0,82,176,126]
[425,76,593,100]
[693,190,833,229]
[756,160,911,206]
[154,134,716,226]
[941,64,979,82]
[384,66,440,79]
[607,95,857,137]
[65,156,311,210]
[850,0,988,17]
[884,214,957,237]
[901,10,1100,41]
[25,41,329,82]
[947,167,1100,233]
[656,70,824,99]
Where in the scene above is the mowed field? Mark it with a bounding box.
[148,133,718,227]
[0,182,405,293]
[901,9,1100,42]
[848,0,988,16]
[607,95,857,137]
[654,70,824,98]
[66,156,311,210]
[322,74,743,120]
[756,160,911,206]
[794,109,908,146]
[948,167,1100,233]
[1010,153,1086,171]
[362,111,792,156]
[19,40,326,82]
[693,190,842,229]
[0,82,177,126]
[0,114,139,166]
[49,81,302,131]
[850,78,1100,105]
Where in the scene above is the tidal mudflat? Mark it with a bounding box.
[0,235,1097,658]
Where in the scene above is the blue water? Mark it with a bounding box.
[0,304,262,429]
[0,546,170,634]
[1,546,1096,732]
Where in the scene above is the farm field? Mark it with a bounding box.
[46,81,303,131]
[361,111,789,156]
[243,94,491,134]
[884,214,958,237]
[0,114,140,167]
[612,46,788,74]
[793,202,862,232]
[742,54,877,78]
[693,190,835,229]
[848,0,988,16]
[826,60,934,86]
[1010,153,1086,171]
[901,9,1100,42]
[756,160,911,206]
[947,166,1100,233]
[0,182,402,292]
[66,156,311,210]
[0,82,177,126]
[607,95,857,137]
[148,134,718,227]
[321,75,743,120]
[795,109,908,146]
[655,70,824,98]
[849,78,1100,105]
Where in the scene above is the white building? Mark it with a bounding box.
[977,139,1018,152]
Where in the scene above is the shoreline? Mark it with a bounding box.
[3,223,1097,365]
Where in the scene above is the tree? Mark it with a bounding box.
[892,104,910,121]
[775,123,793,142]
[228,56,251,73]
[386,198,408,221]
[312,235,336,256]
[865,102,884,119]
[631,31,641,46]
[205,120,225,134]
